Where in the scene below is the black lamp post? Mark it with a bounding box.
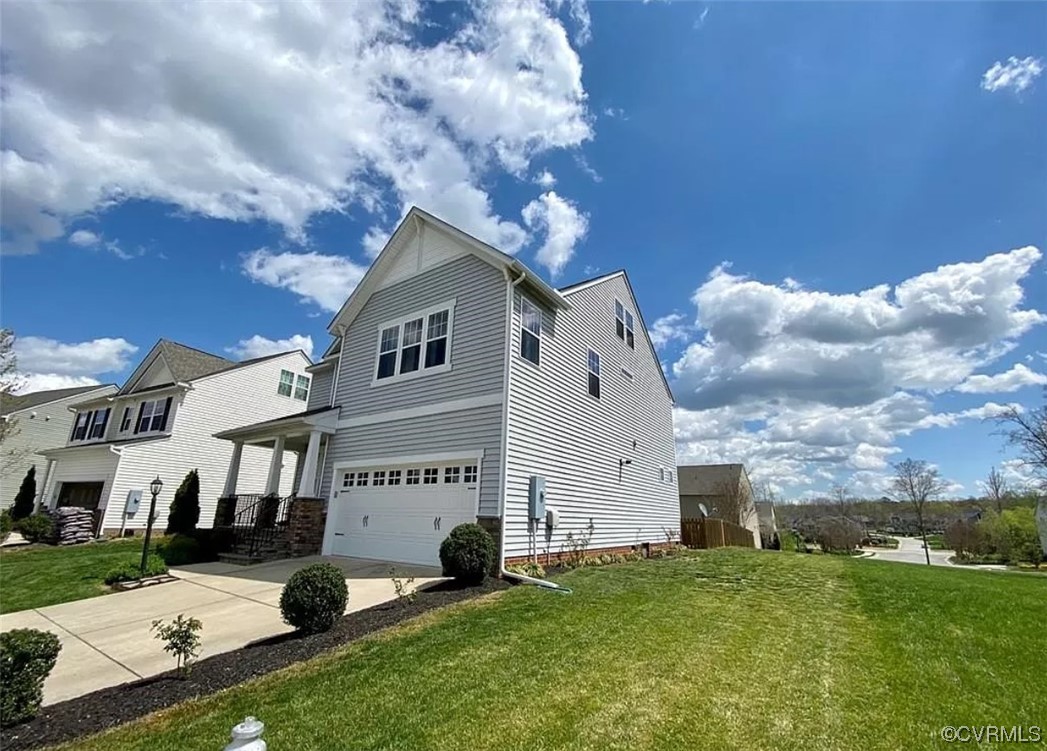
[139,475,163,576]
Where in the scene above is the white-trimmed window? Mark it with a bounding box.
[463,465,478,484]
[659,467,666,482]
[388,470,402,486]
[136,399,169,433]
[120,406,133,432]
[406,468,421,485]
[423,467,439,485]
[374,302,454,383]
[373,470,386,487]
[587,349,601,399]
[667,470,674,483]
[278,369,294,397]
[520,298,541,366]
[71,411,91,441]
[615,300,635,349]
[294,375,310,401]
[444,466,461,484]
[88,408,110,439]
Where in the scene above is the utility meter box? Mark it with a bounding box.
[545,506,560,529]
[124,490,143,515]
[528,475,547,520]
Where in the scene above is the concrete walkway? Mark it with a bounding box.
[0,556,441,705]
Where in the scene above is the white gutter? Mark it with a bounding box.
[496,267,570,593]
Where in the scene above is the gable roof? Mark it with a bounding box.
[1,384,116,417]
[678,464,752,496]
[560,269,674,403]
[119,340,309,395]
[327,206,569,335]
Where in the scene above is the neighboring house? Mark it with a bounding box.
[755,500,778,547]
[39,340,310,535]
[677,464,762,548]
[216,206,680,567]
[0,384,118,510]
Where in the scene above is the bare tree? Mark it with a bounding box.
[714,477,755,529]
[1,328,23,446]
[994,396,1047,489]
[829,483,856,521]
[984,465,1008,514]
[891,458,947,565]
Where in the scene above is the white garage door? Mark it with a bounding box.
[328,461,480,566]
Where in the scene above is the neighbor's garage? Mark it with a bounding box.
[326,460,480,566]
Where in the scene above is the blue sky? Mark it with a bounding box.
[2,1,1045,499]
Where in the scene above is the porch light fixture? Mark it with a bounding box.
[140,475,163,576]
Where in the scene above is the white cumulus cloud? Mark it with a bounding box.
[241,249,368,313]
[534,170,557,189]
[227,334,315,361]
[0,1,593,255]
[648,313,692,349]
[955,363,1047,393]
[12,335,138,394]
[521,191,589,277]
[981,56,1044,94]
[68,229,100,247]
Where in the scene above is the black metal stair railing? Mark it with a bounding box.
[215,493,292,558]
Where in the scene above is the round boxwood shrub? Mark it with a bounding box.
[15,514,53,545]
[279,563,348,634]
[104,554,169,585]
[439,523,496,584]
[1,629,62,727]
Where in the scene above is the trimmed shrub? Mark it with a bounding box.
[15,514,53,545]
[189,528,232,562]
[0,629,62,727]
[10,466,36,521]
[157,534,203,566]
[104,554,169,585]
[279,563,348,634]
[439,523,496,584]
[0,510,11,544]
[165,469,201,536]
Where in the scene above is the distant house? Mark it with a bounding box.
[38,340,311,535]
[1,384,119,510]
[677,463,762,548]
[755,500,778,546]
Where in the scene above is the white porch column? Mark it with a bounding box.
[223,441,244,497]
[34,458,55,513]
[298,430,323,498]
[265,435,286,496]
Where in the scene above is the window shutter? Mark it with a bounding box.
[133,403,145,434]
[159,396,173,431]
[99,408,111,436]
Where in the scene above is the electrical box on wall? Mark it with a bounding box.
[528,475,546,520]
[545,507,560,529]
[124,490,142,515]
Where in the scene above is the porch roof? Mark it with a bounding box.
[213,406,340,446]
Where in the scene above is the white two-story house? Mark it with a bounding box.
[40,340,311,536]
[216,207,680,569]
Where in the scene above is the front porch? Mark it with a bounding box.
[213,407,339,563]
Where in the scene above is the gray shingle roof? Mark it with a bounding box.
[0,384,114,417]
[157,340,234,382]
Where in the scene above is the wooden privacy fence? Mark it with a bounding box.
[681,517,756,549]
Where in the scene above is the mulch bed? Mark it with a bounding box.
[2,578,509,751]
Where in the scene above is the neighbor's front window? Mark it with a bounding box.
[71,411,91,441]
[278,369,294,397]
[294,374,310,401]
[88,408,110,439]
[136,399,168,433]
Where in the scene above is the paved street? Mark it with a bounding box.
[0,556,441,705]
[863,536,1007,570]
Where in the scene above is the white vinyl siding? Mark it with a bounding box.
[504,278,678,559]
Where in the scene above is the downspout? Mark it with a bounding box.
[497,266,571,593]
[107,444,123,539]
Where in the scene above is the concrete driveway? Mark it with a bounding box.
[0,556,441,705]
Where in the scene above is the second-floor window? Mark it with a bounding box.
[120,406,133,432]
[615,299,635,349]
[587,349,601,399]
[521,298,541,366]
[294,374,310,401]
[88,408,110,439]
[71,411,91,441]
[374,302,453,383]
[278,369,294,397]
[135,398,171,434]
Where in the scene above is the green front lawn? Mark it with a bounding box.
[0,538,147,614]
[65,550,1046,751]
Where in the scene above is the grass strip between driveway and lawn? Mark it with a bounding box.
[40,549,1047,751]
[0,539,147,614]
